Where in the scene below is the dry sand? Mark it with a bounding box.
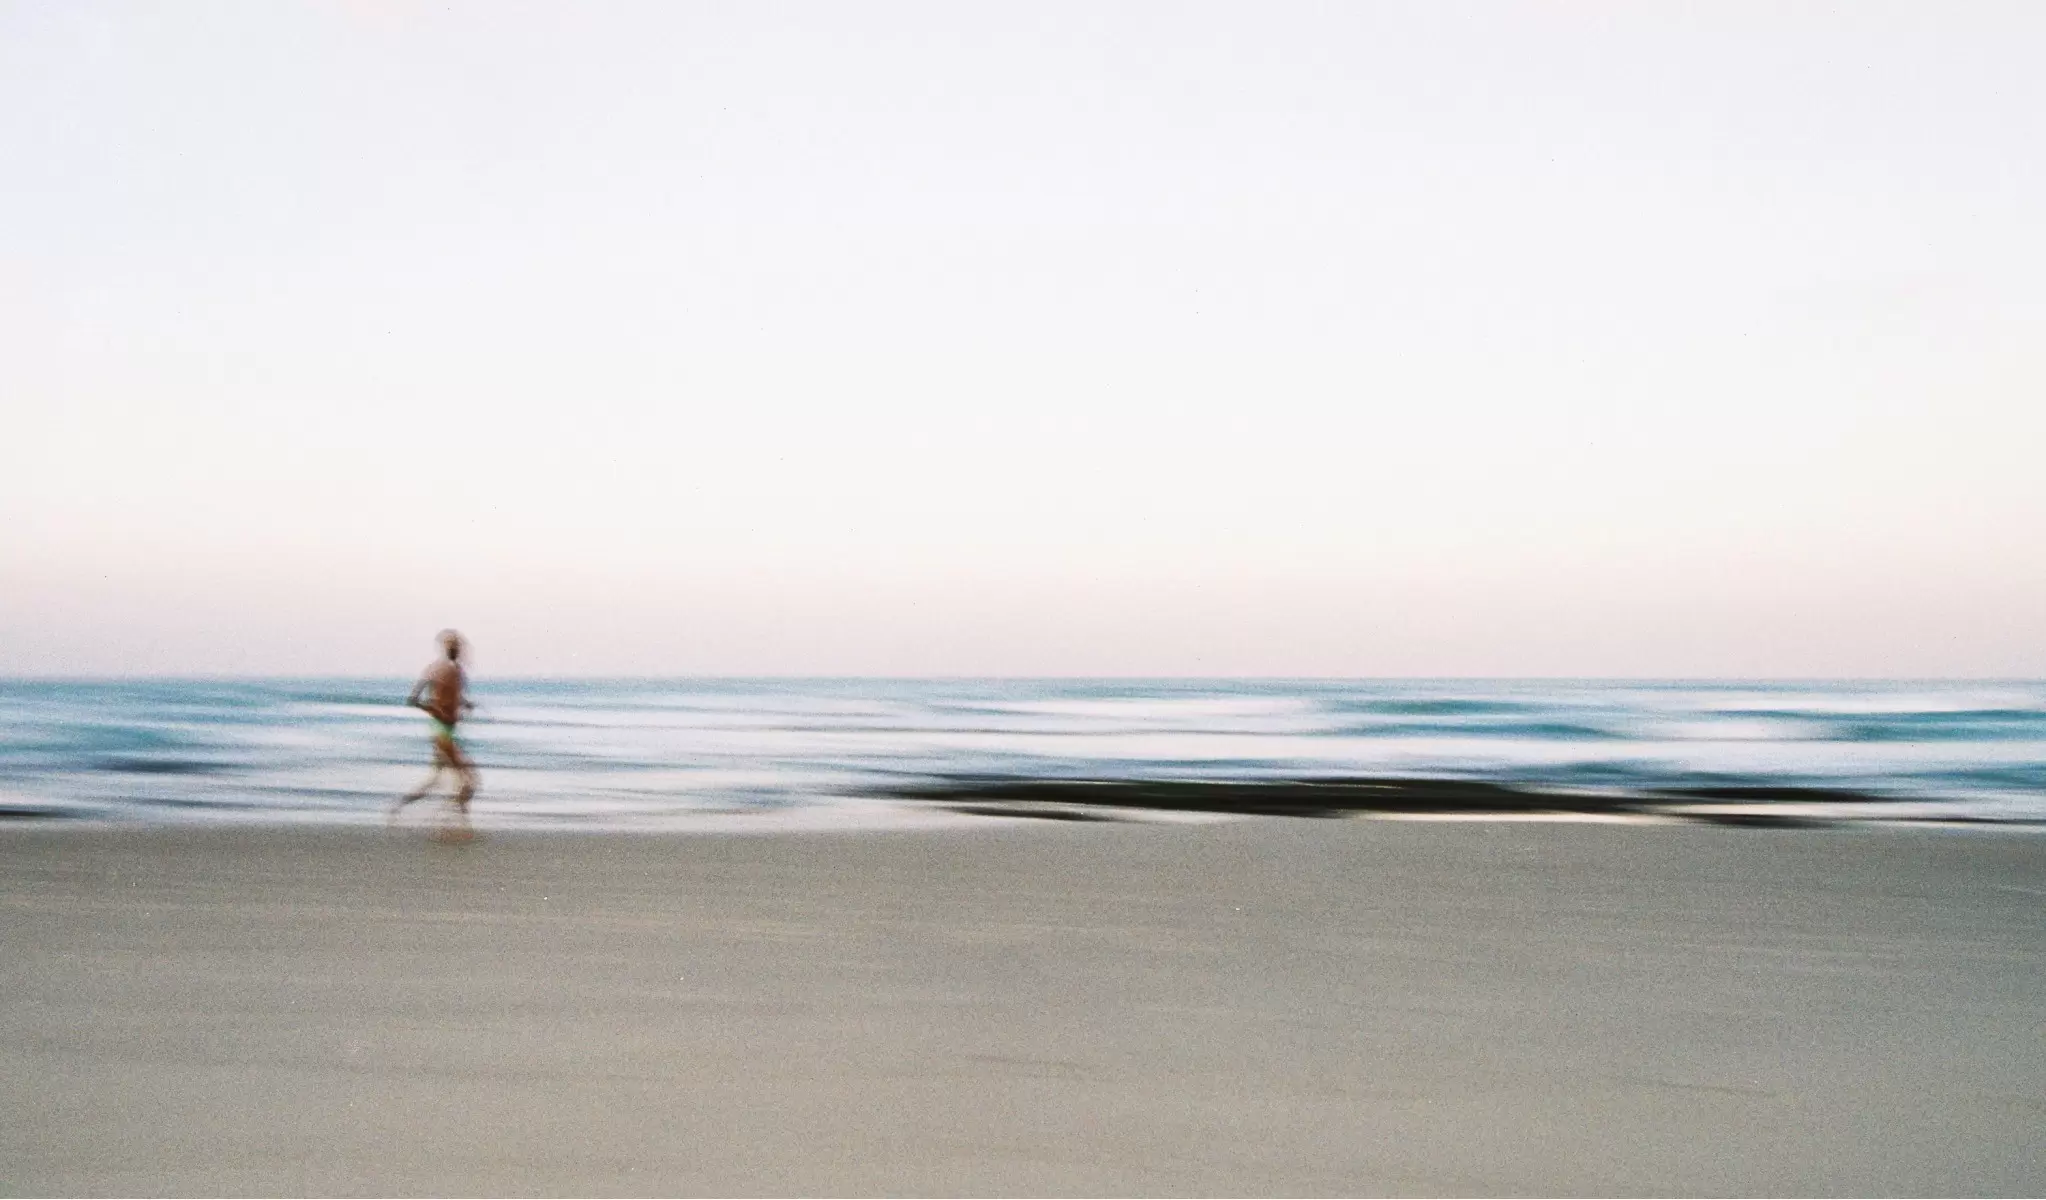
[4,819,2043,1196]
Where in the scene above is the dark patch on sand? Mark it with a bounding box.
[892,777,1636,818]
[1681,811,1837,829]
[938,803,1124,822]
[889,776,1915,825]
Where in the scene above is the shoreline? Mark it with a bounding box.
[12,770,2046,834]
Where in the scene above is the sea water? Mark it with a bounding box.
[1,678,2041,827]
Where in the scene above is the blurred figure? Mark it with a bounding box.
[392,630,478,833]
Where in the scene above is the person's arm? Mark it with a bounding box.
[405,675,428,711]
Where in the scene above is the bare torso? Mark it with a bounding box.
[415,660,467,726]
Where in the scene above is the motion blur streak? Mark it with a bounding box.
[1,678,2040,827]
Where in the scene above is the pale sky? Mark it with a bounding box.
[4,1,2043,676]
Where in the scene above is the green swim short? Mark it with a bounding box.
[430,717,459,742]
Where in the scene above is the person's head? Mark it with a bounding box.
[438,629,464,662]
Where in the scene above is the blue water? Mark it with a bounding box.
[1,679,2042,827]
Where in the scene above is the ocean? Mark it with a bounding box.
[1,678,2041,828]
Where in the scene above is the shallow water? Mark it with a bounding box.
[1,678,2041,827]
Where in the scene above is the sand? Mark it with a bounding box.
[4,819,2043,1196]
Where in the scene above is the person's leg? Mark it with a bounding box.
[391,742,452,819]
[447,739,478,812]
[433,738,479,841]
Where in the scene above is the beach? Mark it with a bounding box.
[5,819,2044,1196]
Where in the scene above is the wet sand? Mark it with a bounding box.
[4,820,2043,1196]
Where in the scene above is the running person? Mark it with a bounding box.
[393,629,478,825]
